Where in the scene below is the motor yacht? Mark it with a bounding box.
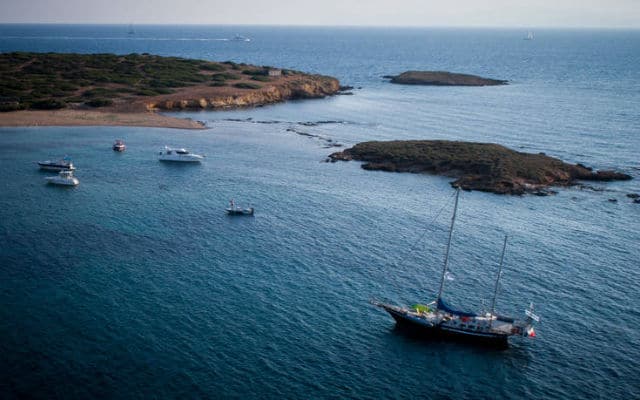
[37,157,75,171]
[45,170,79,186]
[158,146,204,162]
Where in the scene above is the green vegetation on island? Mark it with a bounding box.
[0,52,331,112]
[329,140,631,195]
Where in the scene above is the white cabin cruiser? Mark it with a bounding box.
[158,146,204,162]
[45,170,79,186]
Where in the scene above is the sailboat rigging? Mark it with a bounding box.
[372,189,539,347]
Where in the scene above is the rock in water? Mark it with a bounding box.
[385,71,507,86]
[328,140,631,195]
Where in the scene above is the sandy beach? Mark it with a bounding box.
[0,109,206,129]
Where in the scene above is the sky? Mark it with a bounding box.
[1,0,639,28]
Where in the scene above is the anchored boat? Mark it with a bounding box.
[373,189,539,347]
[45,170,79,186]
[226,200,254,216]
[158,146,204,162]
[113,139,126,152]
[37,156,75,171]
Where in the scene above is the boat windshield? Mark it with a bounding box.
[176,149,189,154]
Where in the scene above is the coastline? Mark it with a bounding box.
[0,109,207,130]
[0,52,341,130]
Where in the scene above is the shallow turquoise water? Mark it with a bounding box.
[1,26,639,399]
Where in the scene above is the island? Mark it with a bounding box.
[0,52,341,129]
[328,140,631,195]
[384,71,507,86]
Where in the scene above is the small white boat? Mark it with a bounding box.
[113,139,126,152]
[158,146,204,162]
[226,200,254,216]
[37,157,75,171]
[524,31,534,40]
[45,170,79,186]
[231,34,251,42]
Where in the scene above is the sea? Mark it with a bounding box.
[1,25,639,399]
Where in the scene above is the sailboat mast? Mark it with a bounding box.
[489,235,508,328]
[437,188,460,302]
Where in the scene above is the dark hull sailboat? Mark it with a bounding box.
[374,189,538,347]
[376,302,511,347]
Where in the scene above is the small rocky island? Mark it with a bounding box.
[329,140,631,195]
[385,71,507,86]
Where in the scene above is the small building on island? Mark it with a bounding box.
[268,69,282,77]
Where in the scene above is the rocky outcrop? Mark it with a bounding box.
[385,71,507,86]
[146,75,340,111]
[329,140,631,195]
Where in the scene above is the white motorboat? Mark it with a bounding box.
[226,200,254,216]
[113,139,126,152]
[37,157,75,171]
[158,146,204,162]
[45,170,79,186]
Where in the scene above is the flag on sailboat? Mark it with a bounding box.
[527,327,536,338]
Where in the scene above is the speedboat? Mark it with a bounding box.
[113,139,126,152]
[158,146,204,162]
[226,200,254,216]
[231,34,251,42]
[45,170,79,186]
[37,157,75,171]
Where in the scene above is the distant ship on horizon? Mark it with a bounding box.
[524,30,534,40]
[128,23,135,35]
[231,34,251,42]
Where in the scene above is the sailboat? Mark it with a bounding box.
[524,31,534,40]
[372,189,539,347]
[128,23,135,35]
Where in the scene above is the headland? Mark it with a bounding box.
[0,52,341,129]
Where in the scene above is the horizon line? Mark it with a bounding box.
[1,22,639,30]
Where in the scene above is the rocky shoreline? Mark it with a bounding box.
[384,71,507,86]
[143,75,340,112]
[329,140,631,195]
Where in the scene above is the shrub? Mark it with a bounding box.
[31,99,66,110]
[211,73,241,82]
[251,75,271,82]
[233,82,261,90]
[85,98,113,107]
[209,82,227,87]
[82,88,119,98]
[200,63,225,72]
[242,68,268,76]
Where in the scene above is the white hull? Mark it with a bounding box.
[158,154,203,162]
[46,177,79,186]
[158,147,204,162]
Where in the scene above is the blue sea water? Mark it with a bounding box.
[1,25,639,399]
